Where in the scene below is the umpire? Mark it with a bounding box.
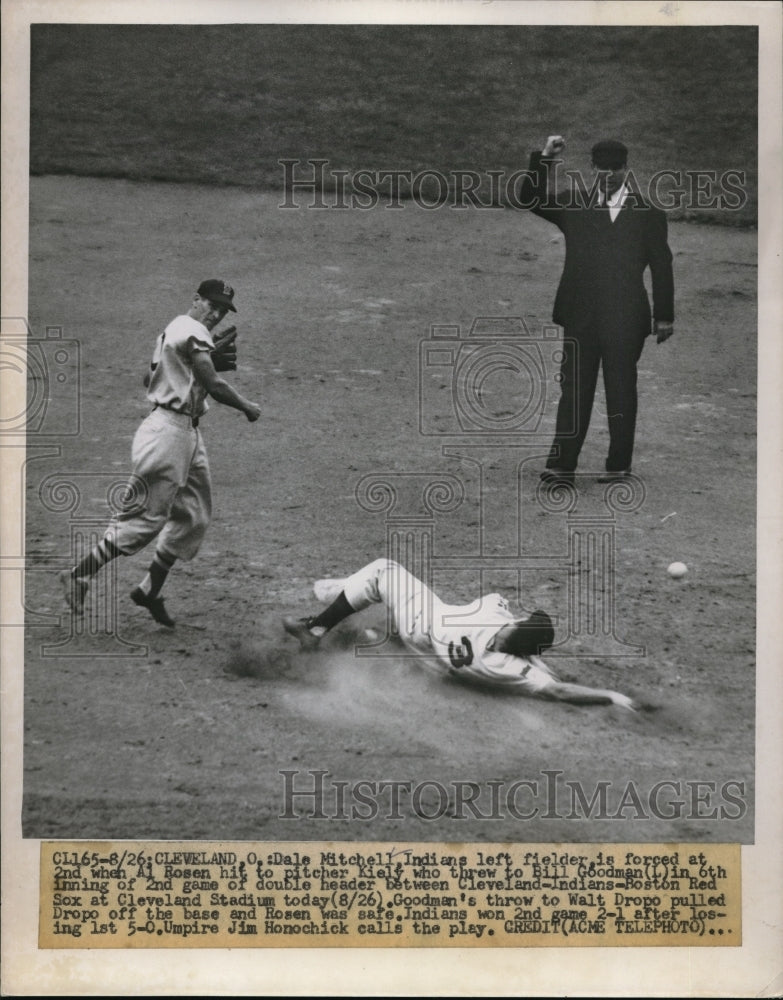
[59,278,261,627]
[520,135,675,482]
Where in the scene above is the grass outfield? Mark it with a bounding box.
[30,24,757,224]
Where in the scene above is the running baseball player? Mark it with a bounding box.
[283,558,636,709]
[59,278,261,627]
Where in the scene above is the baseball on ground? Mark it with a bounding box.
[667,561,688,578]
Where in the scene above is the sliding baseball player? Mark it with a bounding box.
[284,558,637,709]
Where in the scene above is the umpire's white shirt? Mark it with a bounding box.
[598,182,629,222]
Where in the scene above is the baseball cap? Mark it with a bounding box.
[591,139,628,170]
[197,279,237,312]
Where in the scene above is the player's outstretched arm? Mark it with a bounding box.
[541,680,637,711]
[192,351,261,421]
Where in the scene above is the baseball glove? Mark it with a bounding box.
[211,325,238,372]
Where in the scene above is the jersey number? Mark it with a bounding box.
[448,636,474,669]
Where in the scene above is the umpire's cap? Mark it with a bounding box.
[198,279,237,312]
[591,139,628,170]
[507,610,555,657]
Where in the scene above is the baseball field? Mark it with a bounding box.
[22,24,758,844]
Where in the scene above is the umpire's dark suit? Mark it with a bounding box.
[521,151,674,473]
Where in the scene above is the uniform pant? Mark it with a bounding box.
[547,326,646,472]
[106,407,212,561]
[343,559,440,652]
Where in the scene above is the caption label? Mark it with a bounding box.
[40,841,740,948]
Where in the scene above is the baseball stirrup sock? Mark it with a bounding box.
[139,551,177,598]
[308,592,354,632]
[72,538,121,580]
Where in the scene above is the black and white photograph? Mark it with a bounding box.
[2,0,781,995]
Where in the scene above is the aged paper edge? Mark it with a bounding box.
[2,1,781,996]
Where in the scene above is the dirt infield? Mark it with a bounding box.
[22,174,756,843]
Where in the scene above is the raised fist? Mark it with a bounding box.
[543,135,566,157]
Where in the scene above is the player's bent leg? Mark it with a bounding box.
[343,559,436,643]
[137,488,209,626]
[125,448,210,627]
[59,536,124,616]
[156,508,210,562]
[106,463,183,556]
[284,560,421,652]
[157,441,212,562]
[97,408,196,560]
[107,509,171,556]
[313,578,348,603]
[341,558,400,611]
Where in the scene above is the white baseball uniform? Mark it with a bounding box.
[339,559,557,692]
[105,314,215,560]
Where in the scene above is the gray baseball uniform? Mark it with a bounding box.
[107,313,215,561]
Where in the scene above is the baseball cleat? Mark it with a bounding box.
[59,570,88,617]
[313,578,347,603]
[130,587,175,628]
[283,616,322,651]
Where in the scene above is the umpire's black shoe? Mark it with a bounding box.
[540,468,575,485]
[130,587,175,628]
[597,469,632,483]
